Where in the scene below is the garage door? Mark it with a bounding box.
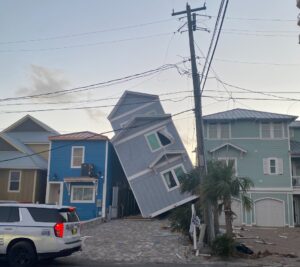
[255,198,285,227]
[219,199,242,226]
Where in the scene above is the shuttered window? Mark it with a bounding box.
[261,123,271,138]
[263,158,283,175]
[261,123,284,139]
[208,123,230,139]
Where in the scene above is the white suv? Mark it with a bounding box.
[0,203,82,267]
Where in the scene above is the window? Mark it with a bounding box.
[0,207,20,222]
[8,170,21,192]
[218,157,237,176]
[208,123,230,139]
[71,186,95,203]
[28,208,79,222]
[263,158,283,175]
[261,123,271,138]
[71,146,84,168]
[161,165,185,191]
[145,128,173,152]
[261,123,284,139]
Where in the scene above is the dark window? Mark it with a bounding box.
[0,207,20,222]
[28,208,79,223]
[157,132,171,146]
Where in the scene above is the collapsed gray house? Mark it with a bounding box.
[107,91,197,217]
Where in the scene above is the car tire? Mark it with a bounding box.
[8,241,37,267]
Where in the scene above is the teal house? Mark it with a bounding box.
[203,108,299,227]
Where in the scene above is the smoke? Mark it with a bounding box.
[17,65,106,122]
[17,65,73,101]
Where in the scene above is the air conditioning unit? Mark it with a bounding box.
[81,163,95,177]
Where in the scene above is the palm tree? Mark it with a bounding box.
[203,160,253,237]
[180,160,253,237]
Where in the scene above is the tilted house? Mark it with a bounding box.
[0,115,58,203]
[203,108,297,227]
[46,131,123,221]
[107,91,197,218]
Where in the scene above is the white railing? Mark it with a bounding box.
[293,176,300,187]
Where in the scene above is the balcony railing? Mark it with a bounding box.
[293,176,300,187]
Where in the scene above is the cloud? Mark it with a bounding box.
[85,109,106,123]
[17,65,72,101]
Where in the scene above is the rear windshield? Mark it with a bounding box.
[28,208,79,223]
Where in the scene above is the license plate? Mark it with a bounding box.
[72,228,77,235]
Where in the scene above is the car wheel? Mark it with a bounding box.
[8,241,37,267]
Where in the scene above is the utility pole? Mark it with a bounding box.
[172,3,215,244]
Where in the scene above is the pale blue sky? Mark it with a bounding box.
[1,0,299,157]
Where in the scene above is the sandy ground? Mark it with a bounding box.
[231,226,300,266]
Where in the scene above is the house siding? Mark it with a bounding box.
[27,144,49,161]
[0,169,35,202]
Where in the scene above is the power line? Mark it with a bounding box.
[0,61,187,103]
[0,108,193,163]
[0,18,176,45]
[208,15,295,22]
[0,32,174,53]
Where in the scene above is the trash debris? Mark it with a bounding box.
[235,243,254,255]
[278,235,288,239]
[176,253,184,260]
[254,239,274,245]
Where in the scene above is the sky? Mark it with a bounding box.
[1,0,300,161]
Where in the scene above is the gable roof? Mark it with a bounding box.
[49,131,108,141]
[107,90,159,120]
[149,150,186,168]
[112,114,171,143]
[208,143,247,154]
[2,114,58,134]
[203,108,297,122]
[0,133,48,169]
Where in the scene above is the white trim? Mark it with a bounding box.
[8,170,21,193]
[32,170,37,203]
[209,143,247,154]
[249,187,293,192]
[144,127,173,153]
[45,142,52,204]
[24,142,49,145]
[149,151,185,169]
[253,197,286,226]
[47,181,63,205]
[114,120,171,146]
[149,195,199,218]
[160,164,186,192]
[102,141,108,218]
[71,146,85,168]
[127,155,184,181]
[110,102,156,122]
[71,185,95,203]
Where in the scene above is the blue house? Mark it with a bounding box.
[46,131,118,221]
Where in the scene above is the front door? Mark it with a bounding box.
[48,183,62,205]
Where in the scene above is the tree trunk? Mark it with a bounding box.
[224,197,233,237]
[204,201,215,245]
[213,201,220,235]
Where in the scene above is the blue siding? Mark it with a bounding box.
[49,140,107,221]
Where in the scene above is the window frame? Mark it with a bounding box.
[207,123,231,139]
[145,127,173,152]
[8,170,21,193]
[217,157,238,176]
[71,146,85,169]
[70,185,95,203]
[260,122,284,139]
[160,164,186,192]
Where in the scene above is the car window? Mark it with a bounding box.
[28,207,79,223]
[0,207,20,222]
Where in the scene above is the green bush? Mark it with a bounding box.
[211,234,235,257]
[169,202,201,235]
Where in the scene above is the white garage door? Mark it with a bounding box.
[219,199,242,226]
[255,198,285,227]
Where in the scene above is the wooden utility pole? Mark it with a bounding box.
[172,3,215,245]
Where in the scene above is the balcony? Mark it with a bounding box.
[293,176,300,187]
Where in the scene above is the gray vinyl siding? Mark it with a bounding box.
[111,102,165,131]
[130,158,193,217]
[114,120,188,178]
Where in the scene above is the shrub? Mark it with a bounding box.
[211,234,235,257]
